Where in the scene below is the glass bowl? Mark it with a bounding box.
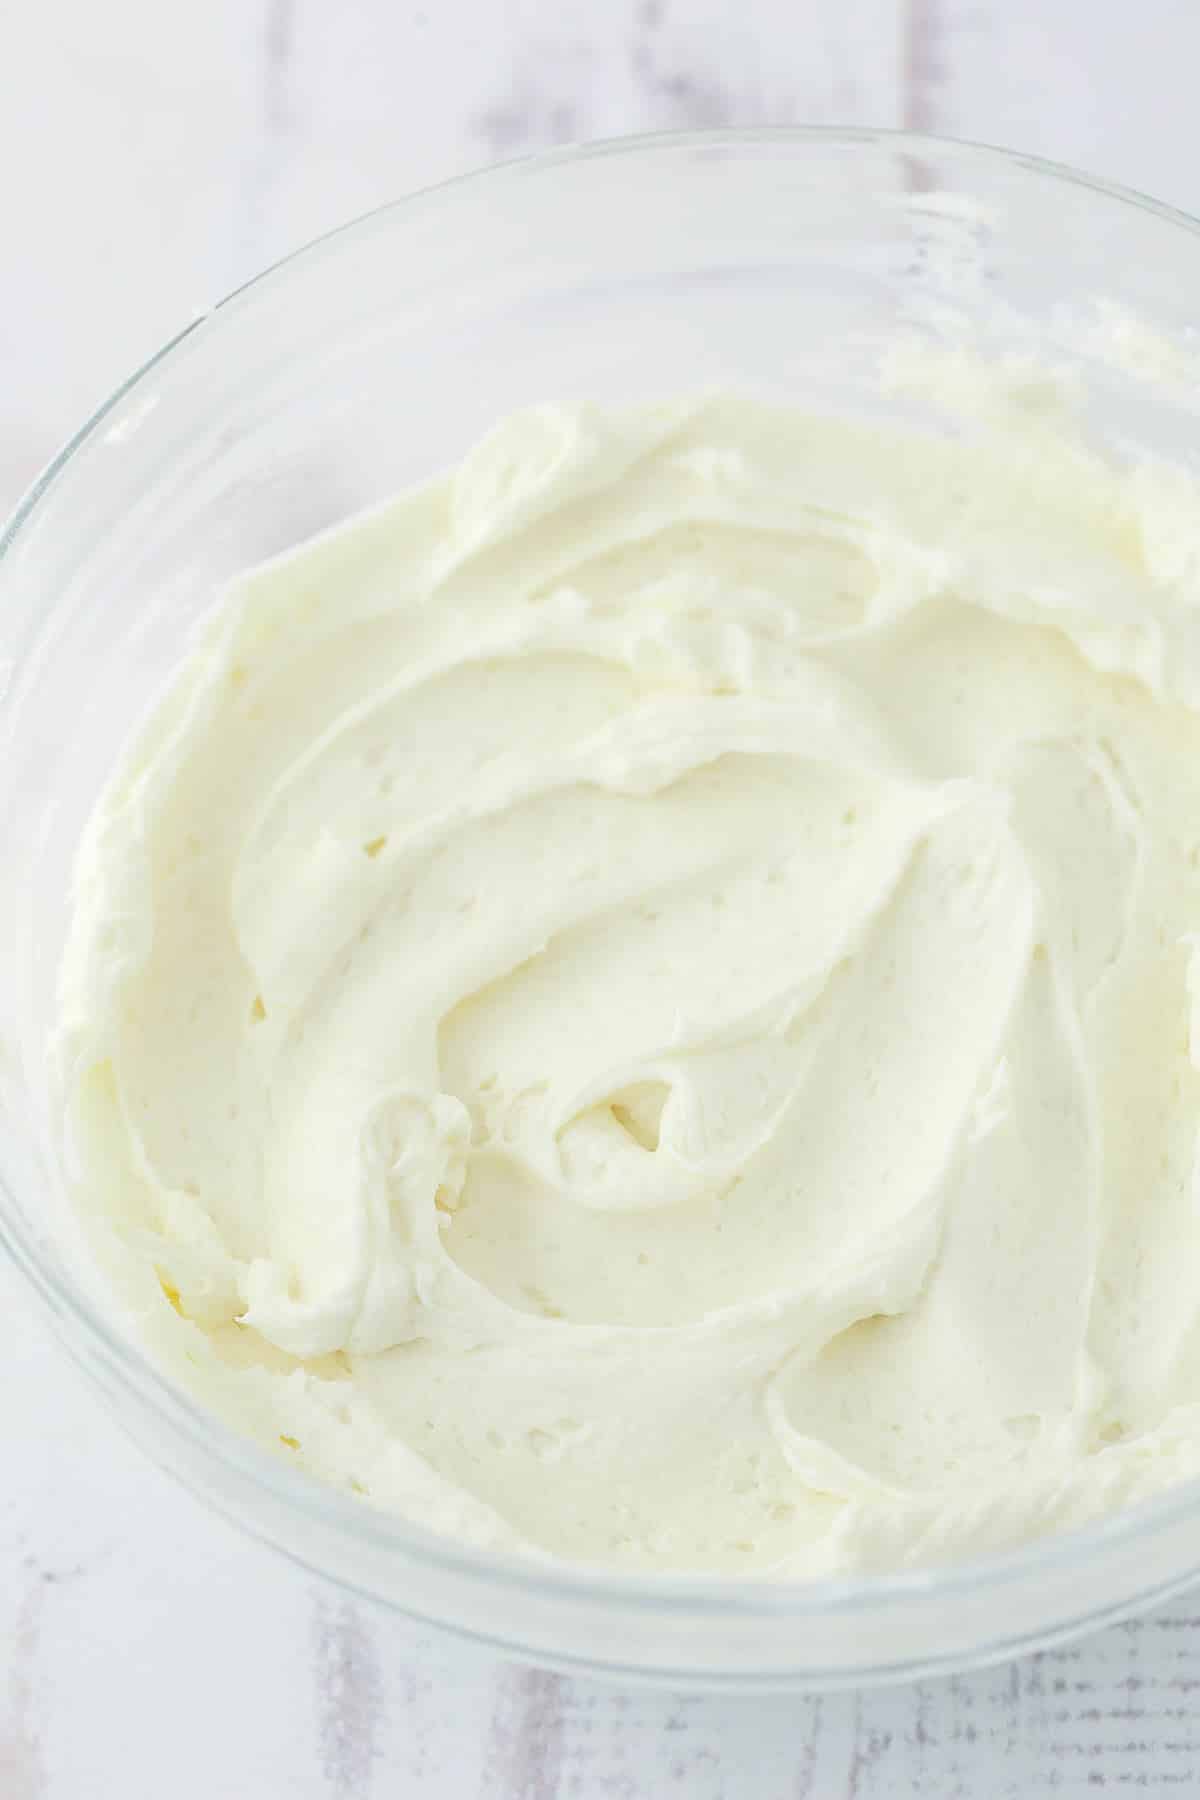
[6,128,1200,1691]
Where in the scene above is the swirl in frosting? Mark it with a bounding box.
[58,388,1200,1572]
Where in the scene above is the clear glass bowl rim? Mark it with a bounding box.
[6,122,1200,1651]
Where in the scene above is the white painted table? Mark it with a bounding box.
[6,4,1200,1792]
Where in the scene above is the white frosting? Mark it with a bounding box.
[57,386,1200,1573]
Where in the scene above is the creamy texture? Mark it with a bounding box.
[58,386,1200,1573]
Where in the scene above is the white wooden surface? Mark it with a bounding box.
[6,4,1200,1793]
